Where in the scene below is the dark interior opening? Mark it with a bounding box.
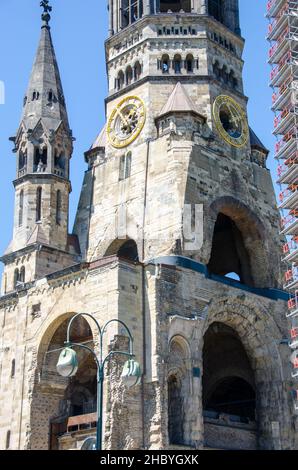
[207,213,253,286]
[159,1,191,13]
[168,375,184,444]
[203,323,256,423]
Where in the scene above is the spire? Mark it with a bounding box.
[20,1,70,134]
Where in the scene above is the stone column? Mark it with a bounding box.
[143,0,151,15]
[108,0,114,36]
[200,0,207,14]
[192,0,201,13]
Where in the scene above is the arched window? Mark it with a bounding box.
[56,190,62,225]
[168,375,183,444]
[125,66,133,85]
[19,266,25,284]
[161,54,170,74]
[14,269,19,289]
[36,187,42,222]
[173,54,182,74]
[213,61,220,79]
[19,190,24,227]
[48,90,53,101]
[221,65,228,83]
[134,61,142,80]
[186,54,194,73]
[160,1,191,13]
[117,70,125,90]
[19,150,27,170]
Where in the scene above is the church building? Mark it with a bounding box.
[0,0,296,450]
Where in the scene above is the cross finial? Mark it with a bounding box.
[40,0,52,26]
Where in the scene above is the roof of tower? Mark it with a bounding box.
[90,124,107,150]
[157,82,205,120]
[249,128,269,155]
[19,14,70,135]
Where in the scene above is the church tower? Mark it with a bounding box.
[1,4,79,294]
[0,1,295,452]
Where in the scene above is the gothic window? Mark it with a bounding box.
[134,61,142,80]
[161,54,170,73]
[208,0,223,22]
[19,150,27,170]
[56,190,62,225]
[19,190,24,227]
[119,152,132,181]
[34,147,47,172]
[32,91,40,101]
[36,187,42,222]
[173,54,182,74]
[19,266,25,283]
[159,1,191,13]
[168,375,184,444]
[186,54,194,73]
[48,90,53,101]
[126,66,133,85]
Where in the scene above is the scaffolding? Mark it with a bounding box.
[267,0,298,410]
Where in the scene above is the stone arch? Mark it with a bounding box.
[201,295,289,449]
[30,313,96,450]
[104,238,139,262]
[207,196,273,288]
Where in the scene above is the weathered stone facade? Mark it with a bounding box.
[0,0,297,450]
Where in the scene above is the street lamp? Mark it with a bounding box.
[56,313,141,451]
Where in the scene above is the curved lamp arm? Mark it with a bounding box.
[101,319,134,358]
[66,312,102,344]
[67,342,101,370]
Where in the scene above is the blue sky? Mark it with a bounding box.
[0,1,275,278]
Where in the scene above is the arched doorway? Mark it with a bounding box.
[203,322,258,450]
[31,315,97,450]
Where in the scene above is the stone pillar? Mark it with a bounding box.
[108,0,114,36]
[200,0,207,14]
[27,141,35,174]
[143,0,151,15]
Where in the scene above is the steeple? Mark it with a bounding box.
[20,1,70,135]
[1,1,79,294]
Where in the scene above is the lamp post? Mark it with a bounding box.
[56,313,141,451]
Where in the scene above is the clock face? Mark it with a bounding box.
[213,95,249,148]
[107,96,146,149]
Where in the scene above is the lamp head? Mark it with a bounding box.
[121,358,141,388]
[56,347,78,377]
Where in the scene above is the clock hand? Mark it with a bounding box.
[116,108,130,128]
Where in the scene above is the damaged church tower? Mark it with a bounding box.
[0,0,296,451]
